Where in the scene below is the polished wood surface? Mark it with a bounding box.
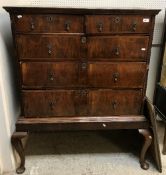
[88,62,146,88]
[16,116,149,132]
[86,15,152,34]
[13,14,84,33]
[4,7,160,173]
[16,35,82,60]
[87,36,149,60]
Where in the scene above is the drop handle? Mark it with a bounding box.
[132,21,137,32]
[65,21,71,31]
[112,101,117,110]
[30,21,35,30]
[115,47,120,56]
[81,90,88,96]
[48,72,55,81]
[81,37,86,44]
[47,44,52,55]
[81,62,87,70]
[96,22,103,32]
[49,101,56,110]
[113,72,119,82]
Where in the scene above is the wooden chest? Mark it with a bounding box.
[4,7,160,173]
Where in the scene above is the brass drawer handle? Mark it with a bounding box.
[81,90,88,96]
[81,62,87,70]
[46,16,53,22]
[132,21,137,32]
[49,101,56,110]
[115,47,120,56]
[47,44,52,55]
[48,72,55,81]
[30,22,35,30]
[113,72,119,82]
[112,101,117,110]
[81,36,86,44]
[65,21,71,31]
[114,17,120,23]
[96,22,103,32]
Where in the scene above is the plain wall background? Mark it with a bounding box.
[0,0,165,174]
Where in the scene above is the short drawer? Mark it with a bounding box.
[13,14,84,33]
[86,15,152,33]
[89,89,142,115]
[21,62,80,88]
[22,90,77,117]
[87,36,149,61]
[88,62,147,88]
[16,35,82,60]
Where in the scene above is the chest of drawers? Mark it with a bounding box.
[4,7,160,173]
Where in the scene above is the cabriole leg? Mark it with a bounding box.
[11,132,28,174]
[138,129,152,170]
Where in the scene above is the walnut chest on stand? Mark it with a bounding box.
[3,7,161,173]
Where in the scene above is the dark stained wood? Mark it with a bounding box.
[138,129,152,170]
[88,62,147,88]
[86,15,152,34]
[22,90,77,117]
[11,132,28,174]
[21,62,80,88]
[16,116,149,132]
[16,35,82,60]
[3,7,160,15]
[21,62,146,89]
[22,89,143,117]
[3,7,161,173]
[89,89,143,115]
[12,14,84,33]
[87,36,149,60]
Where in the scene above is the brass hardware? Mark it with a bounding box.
[49,101,56,110]
[112,101,117,110]
[47,44,52,55]
[114,17,120,23]
[31,22,35,30]
[115,47,120,56]
[96,22,103,32]
[47,16,53,22]
[80,90,88,96]
[65,21,71,31]
[48,72,55,81]
[81,37,86,44]
[113,72,119,82]
[132,21,137,31]
[81,62,87,70]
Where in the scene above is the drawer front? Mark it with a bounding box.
[21,62,80,88]
[13,14,84,33]
[16,35,82,60]
[87,36,149,61]
[89,89,142,115]
[22,90,77,117]
[88,62,146,88]
[86,15,152,33]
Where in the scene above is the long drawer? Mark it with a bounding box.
[21,62,146,88]
[16,35,149,61]
[22,89,142,117]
